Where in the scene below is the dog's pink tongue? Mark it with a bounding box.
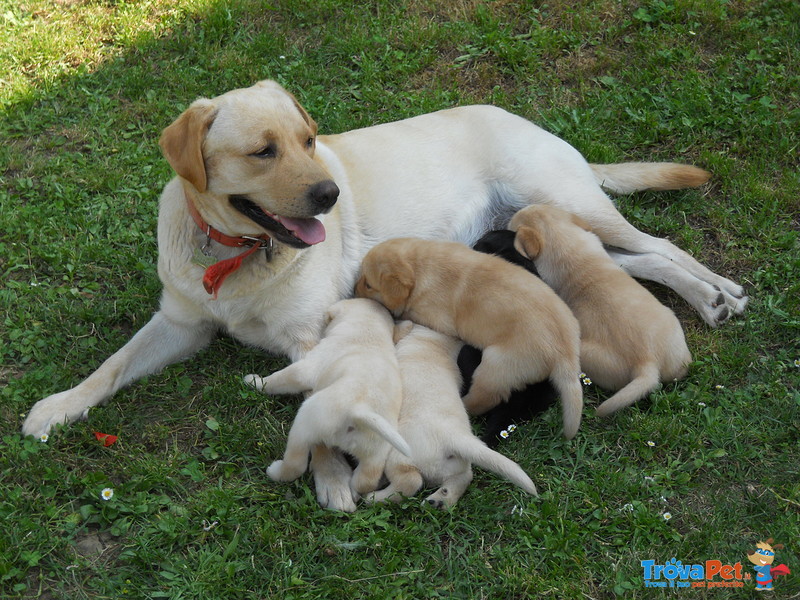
[276,216,326,245]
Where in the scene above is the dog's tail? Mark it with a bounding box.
[590,163,711,195]
[450,436,537,496]
[595,363,661,417]
[353,409,413,458]
[550,361,584,440]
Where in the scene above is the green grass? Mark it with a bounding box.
[1,0,799,597]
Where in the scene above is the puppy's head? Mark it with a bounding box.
[509,205,591,259]
[355,242,415,316]
[159,80,338,248]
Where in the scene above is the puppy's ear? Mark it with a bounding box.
[379,260,414,312]
[570,213,592,232]
[159,100,217,193]
[393,320,415,344]
[514,226,542,259]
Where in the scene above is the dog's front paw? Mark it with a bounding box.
[266,460,287,481]
[243,374,267,392]
[22,391,91,438]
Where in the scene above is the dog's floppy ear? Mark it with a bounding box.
[287,91,318,137]
[379,259,414,312]
[514,226,542,259]
[570,213,592,232]
[159,99,218,193]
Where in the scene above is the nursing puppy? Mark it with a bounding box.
[356,237,583,439]
[510,205,692,416]
[245,298,410,502]
[461,230,559,447]
[367,322,537,508]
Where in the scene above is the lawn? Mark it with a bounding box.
[1,0,798,598]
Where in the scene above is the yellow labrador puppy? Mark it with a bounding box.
[245,298,410,504]
[367,322,537,508]
[356,238,584,439]
[510,205,692,416]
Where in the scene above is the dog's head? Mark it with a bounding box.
[509,205,591,260]
[159,80,338,248]
[355,240,416,316]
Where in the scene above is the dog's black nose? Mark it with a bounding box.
[308,180,339,211]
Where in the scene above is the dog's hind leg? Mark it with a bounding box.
[351,447,392,496]
[461,346,525,415]
[310,445,358,512]
[606,248,746,327]
[426,465,473,509]
[503,145,747,325]
[573,195,745,322]
[22,309,215,438]
[366,461,424,504]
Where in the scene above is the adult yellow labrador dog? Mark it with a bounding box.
[22,80,747,510]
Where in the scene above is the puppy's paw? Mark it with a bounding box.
[243,374,267,392]
[425,487,455,509]
[317,480,359,513]
[266,460,286,481]
[312,450,358,512]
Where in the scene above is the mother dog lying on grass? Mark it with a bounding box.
[22,80,747,511]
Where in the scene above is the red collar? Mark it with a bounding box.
[183,186,272,299]
[185,191,272,249]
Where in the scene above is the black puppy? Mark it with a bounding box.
[458,230,558,448]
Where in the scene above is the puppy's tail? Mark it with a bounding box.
[590,163,711,195]
[595,363,661,417]
[353,409,413,458]
[551,362,584,440]
[450,437,537,496]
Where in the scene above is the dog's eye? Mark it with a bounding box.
[306,137,314,149]
[251,144,276,159]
